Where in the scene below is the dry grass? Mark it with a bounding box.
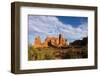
[28,45,88,60]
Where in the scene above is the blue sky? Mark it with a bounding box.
[28,15,88,45]
[57,16,87,28]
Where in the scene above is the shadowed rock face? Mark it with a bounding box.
[34,34,69,48]
[70,37,88,46]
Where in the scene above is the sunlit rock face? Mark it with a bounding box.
[34,34,69,48]
[34,36,42,48]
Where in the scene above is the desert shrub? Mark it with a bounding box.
[28,46,37,60]
[28,47,56,60]
[62,47,88,59]
[62,50,78,59]
[80,50,88,58]
[28,45,88,60]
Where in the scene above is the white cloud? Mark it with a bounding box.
[28,15,88,44]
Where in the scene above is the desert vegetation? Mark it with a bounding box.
[28,34,88,60]
[28,45,88,60]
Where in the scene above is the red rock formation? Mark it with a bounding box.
[34,36,42,48]
[34,34,69,48]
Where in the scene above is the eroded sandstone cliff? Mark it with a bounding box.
[34,34,69,48]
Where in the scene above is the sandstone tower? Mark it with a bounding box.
[34,36,42,48]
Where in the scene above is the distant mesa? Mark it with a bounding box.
[33,34,69,48]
